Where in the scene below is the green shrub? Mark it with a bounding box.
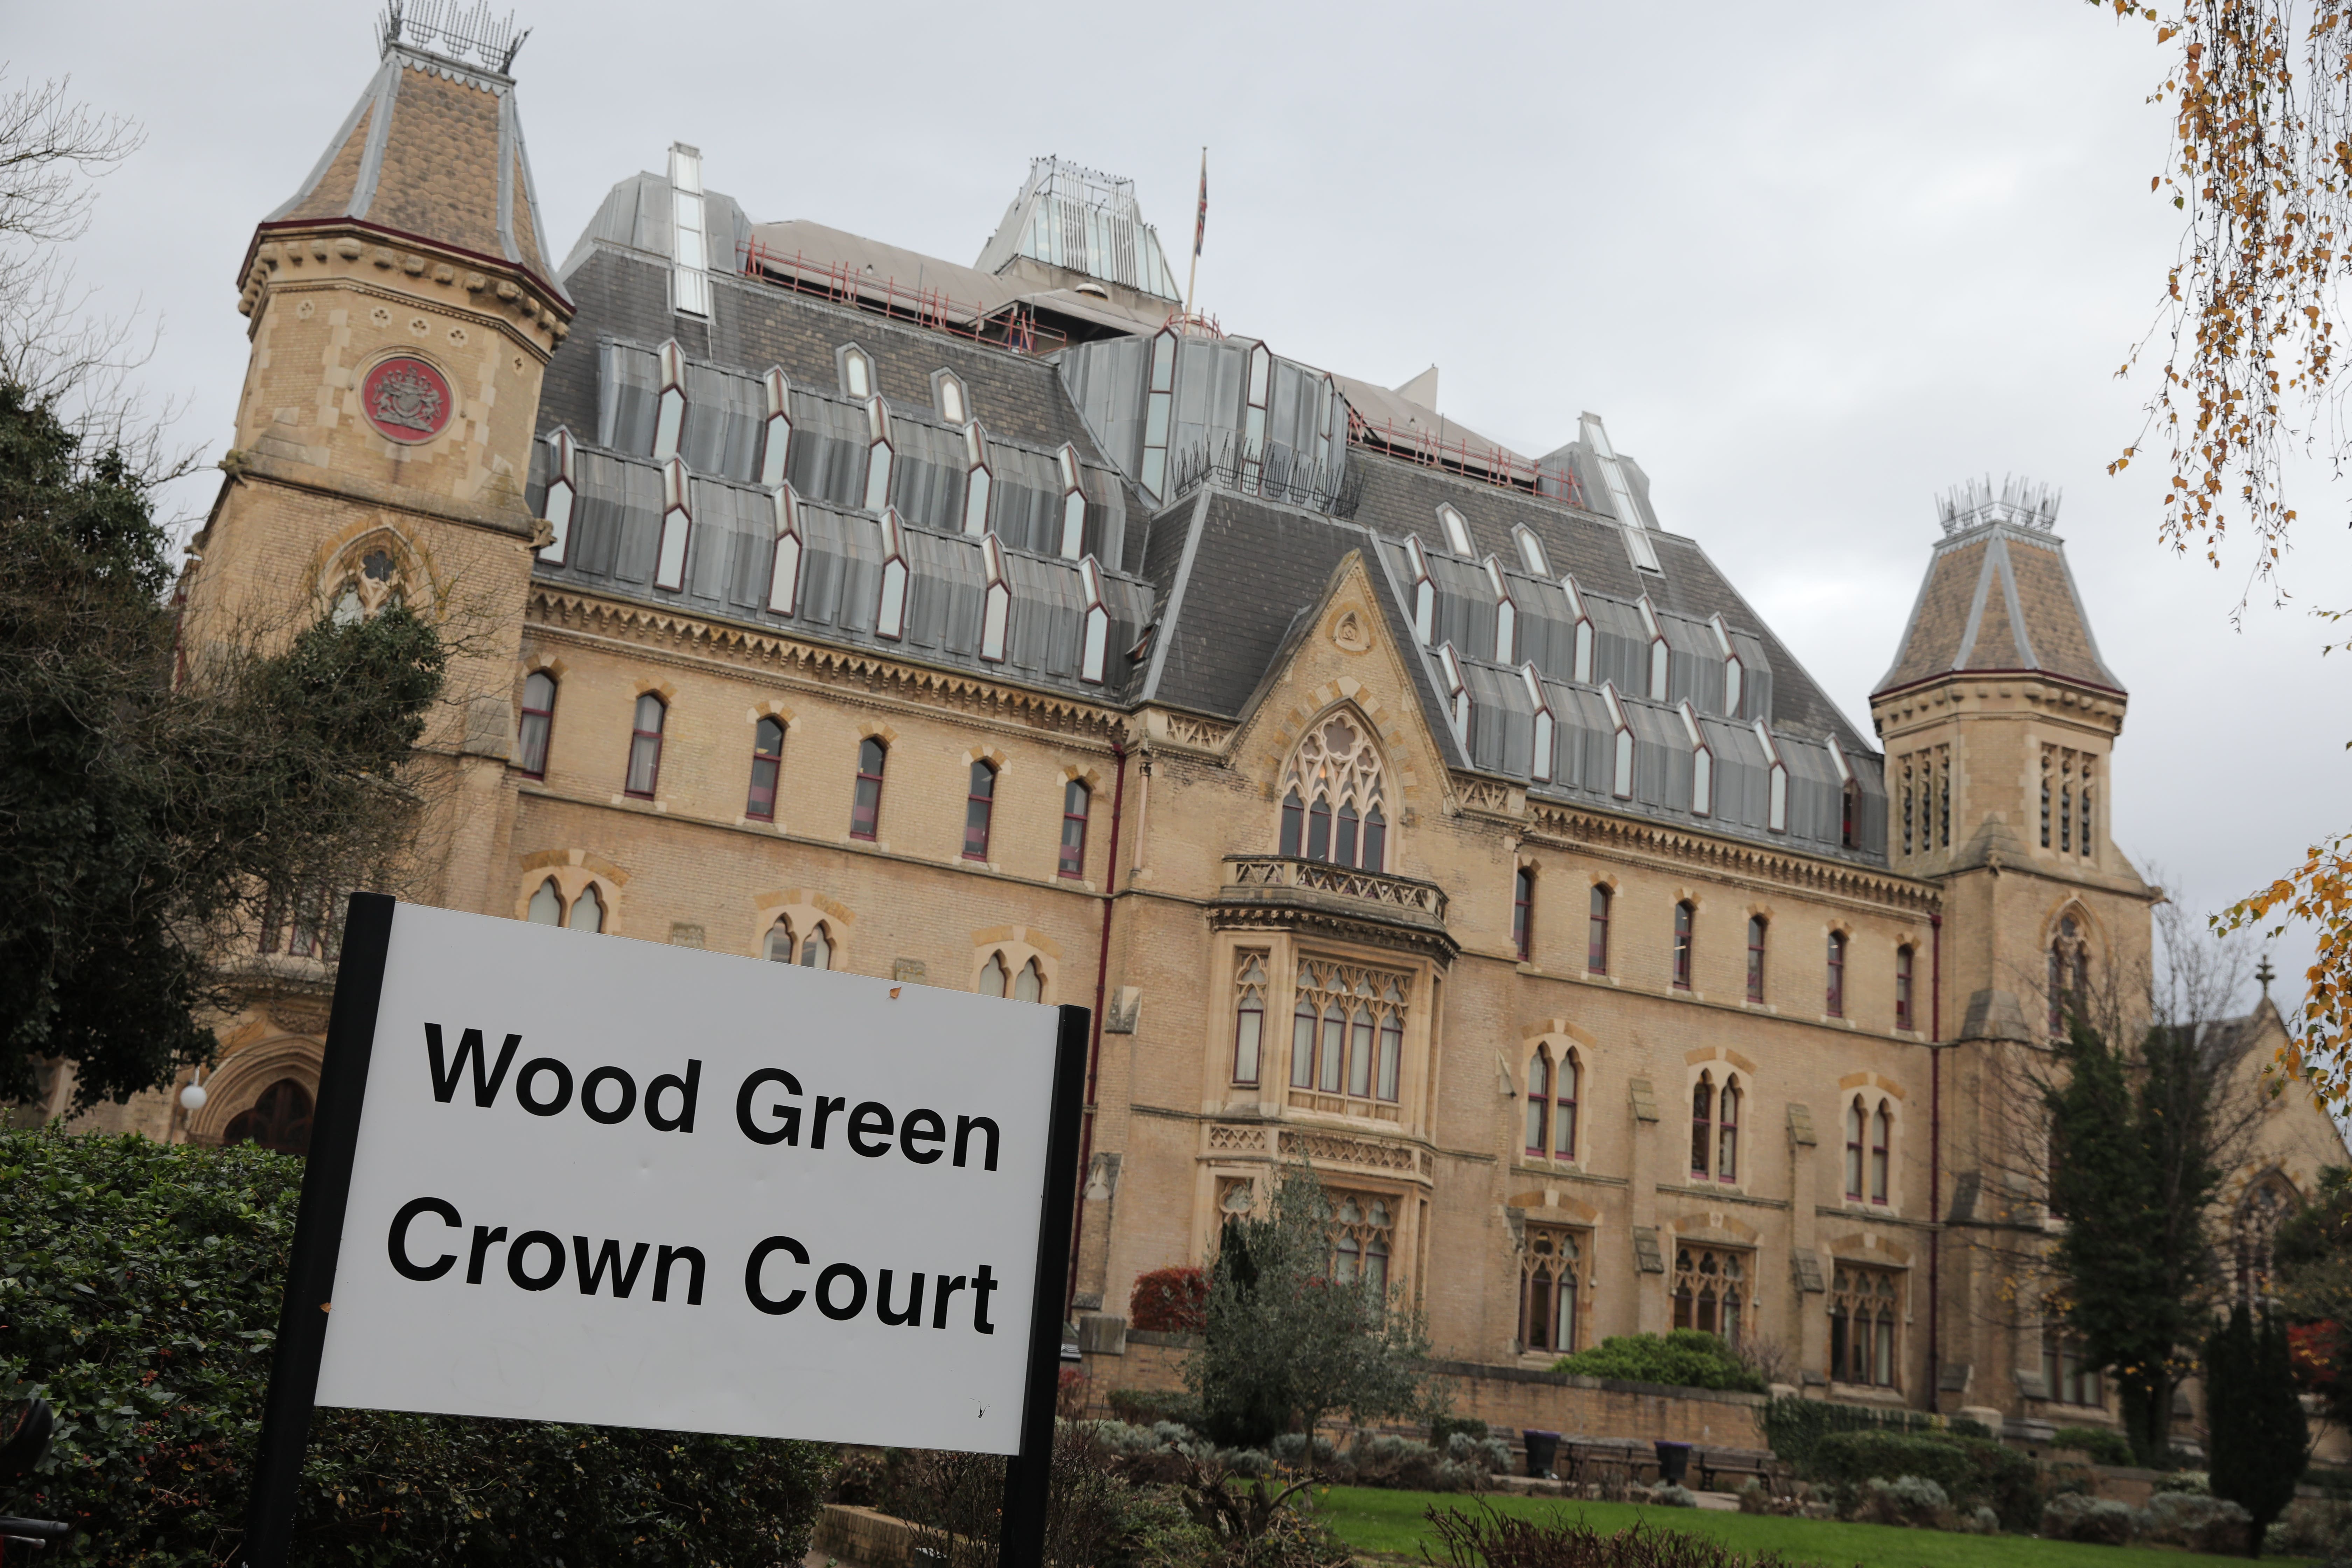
[2050,1424,2135,1466]
[1105,1386,1203,1429]
[1759,1395,1945,1470]
[1429,1414,1488,1447]
[1548,1332,1764,1393]
[0,1129,833,1565]
[1806,1429,2043,1533]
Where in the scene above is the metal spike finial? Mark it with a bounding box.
[379,0,530,74]
[1934,472,2062,537]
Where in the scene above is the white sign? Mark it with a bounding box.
[310,902,1065,1454]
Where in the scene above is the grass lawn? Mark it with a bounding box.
[1305,1485,2288,1568]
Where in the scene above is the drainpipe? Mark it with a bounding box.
[1066,741,1129,1317]
[1927,911,1943,1411]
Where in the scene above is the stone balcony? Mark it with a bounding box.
[1212,854,1456,960]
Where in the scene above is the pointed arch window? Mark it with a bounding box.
[1377,988,1403,1101]
[979,534,1011,662]
[1826,930,1847,1017]
[652,339,687,461]
[766,918,796,962]
[768,484,805,615]
[1079,557,1110,683]
[655,457,692,592]
[1672,900,1694,990]
[1690,1072,1714,1179]
[961,420,993,536]
[1290,994,1317,1088]
[1060,779,1091,879]
[567,884,606,933]
[1679,700,1712,816]
[1708,613,1742,717]
[1277,712,1387,872]
[1871,1101,1892,1204]
[1290,960,1409,1110]
[1440,644,1470,739]
[932,369,968,426]
[1673,1245,1747,1344]
[1564,574,1594,684]
[1587,885,1611,974]
[1514,524,1550,576]
[1526,1045,1579,1159]
[839,343,873,400]
[799,923,832,969]
[863,397,895,512]
[1519,1226,1581,1354]
[1056,443,1087,559]
[747,716,785,821]
[759,367,793,486]
[1745,916,1768,1002]
[1232,951,1268,1085]
[1603,683,1634,799]
[1527,1049,1552,1156]
[1896,945,1915,1031]
[222,1078,315,1155]
[1140,327,1177,497]
[1832,1266,1900,1387]
[1523,664,1555,783]
[876,509,908,639]
[1755,721,1789,833]
[1240,342,1272,489]
[1406,534,1435,645]
[1485,556,1518,663]
[1717,1075,1741,1181]
[1513,867,1535,962]
[980,951,1007,996]
[625,693,666,799]
[540,426,578,565]
[851,737,887,840]
[527,877,565,925]
[1845,1098,1867,1200]
[1638,595,1669,700]
[517,671,556,779]
[2048,915,2089,1034]
[1437,503,1474,556]
[1015,958,1045,1002]
[964,760,997,861]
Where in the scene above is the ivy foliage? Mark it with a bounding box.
[0,380,448,1108]
[0,1128,833,1566]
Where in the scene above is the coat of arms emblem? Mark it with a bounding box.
[362,356,453,443]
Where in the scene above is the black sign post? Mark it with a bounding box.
[234,893,1086,1568]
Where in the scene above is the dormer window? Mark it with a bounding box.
[1679,701,1713,817]
[1406,535,1435,645]
[1141,327,1177,497]
[1827,735,1856,848]
[1484,556,1517,663]
[1514,525,1550,576]
[1056,443,1087,559]
[1638,594,1669,700]
[1708,614,1743,717]
[1754,720,1788,833]
[979,535,1010,663]
[767,484,804,614]
[862,396,894,512]
[932,369,968,426]
[1437,503,1473,556]
[1522,664,1554,783]
[539,427,577,566]
[759,368,793,487]
[1601,682,1633,799]
[838,344,874,400]
[655,457,691,592]
[669,142,709,318]
[1438,644,1469,737]
[1080,558,1110,684]
[961,422,994,536]
[876,509,907,640]
[653,340,687,462]
[1563,574,1594,683]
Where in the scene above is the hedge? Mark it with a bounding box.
[1548,1332,1764,1393]
[0,1129,833,1566]
[1807,1430,2044,1532]
[1758,1395,1947,1471]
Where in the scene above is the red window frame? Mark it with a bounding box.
[1826,930,1846,1017]
[746,716,785,821]
[1895,945,1914,1031]
[851,738,886,840]
[1587,884,1610,974]
[1059,779,1091,878]
[518,671,556,780]
[624,693,666,800]
[1745,916,1767,1003]
[1672,902,1694,990]
[1513,868,1534,962]
[964,760,996,861]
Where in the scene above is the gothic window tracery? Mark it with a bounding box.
[1287,958,1409,1116]
[1276,713,1387,872]
[1672,1244,1748,1343]
[1329,1191,1394,1290]
[1830,1264,1900,1387]
[1518,1225,1583,1353]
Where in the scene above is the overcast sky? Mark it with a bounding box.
[13,0,2347,1015]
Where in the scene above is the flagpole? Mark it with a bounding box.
[1183,147,1205,323]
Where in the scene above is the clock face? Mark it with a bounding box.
[362,356,454,444]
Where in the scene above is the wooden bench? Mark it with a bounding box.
[1690,1446,1777,1492]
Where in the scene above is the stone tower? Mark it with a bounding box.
[1870,477,2156,1415]
[181,9,572,922]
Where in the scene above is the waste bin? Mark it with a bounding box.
[1653,1440,1692,1488]
[1522,1429,1561,1479]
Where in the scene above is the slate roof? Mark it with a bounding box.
[1874,518,2122,697]
[265,42,557,293]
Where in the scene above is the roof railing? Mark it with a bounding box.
[1166,432,1362,518]
[739,238,1070,358]
[1346,409,1586,506]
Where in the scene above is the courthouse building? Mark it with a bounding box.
[74,14,2347,1429]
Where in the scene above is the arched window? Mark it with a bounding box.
[222,1079,315,1155]
[747,716,785,821]
[1672,901,1694,990]
[1673,1245,1749,1344]
[1278,713,1387,872]
[1527,1050,1551,1156]
[1318,999,1345,1094]
[1826,931,1846,1017]
[1014,958,1044,1003]
[1831,1266,1901,1388]
[1060,780,1091,879]
[1845,1099,1866,1200]
[980,951,1007,997]
[1290,994,1317,1088]
[1745,917,1768,1003]
[527,877,564,925]
[518,672,556,779]
[625,694,666,799]
[1513,868,1535,962]
[1519,1226,1580,1353]
[1895,945,1915,1032]
[964,760,997,861]
[1871,1101,1892,1204]
[2048,915,2089,1034]
[1717,1076,1741,1182]
[1690,1073,1713,1179]
[1587,885,1611,974]
[766,919,795,963]
[1232,952,1267,1085]
[1377,995,1404,1103]
[1346,1006,1374,1097]
[567,884,605,933]
[799,923,831,969]
[851,738,887,840]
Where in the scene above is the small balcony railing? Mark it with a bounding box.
[1219,855,1449,927]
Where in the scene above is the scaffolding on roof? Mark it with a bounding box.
[740,239,1070,359]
